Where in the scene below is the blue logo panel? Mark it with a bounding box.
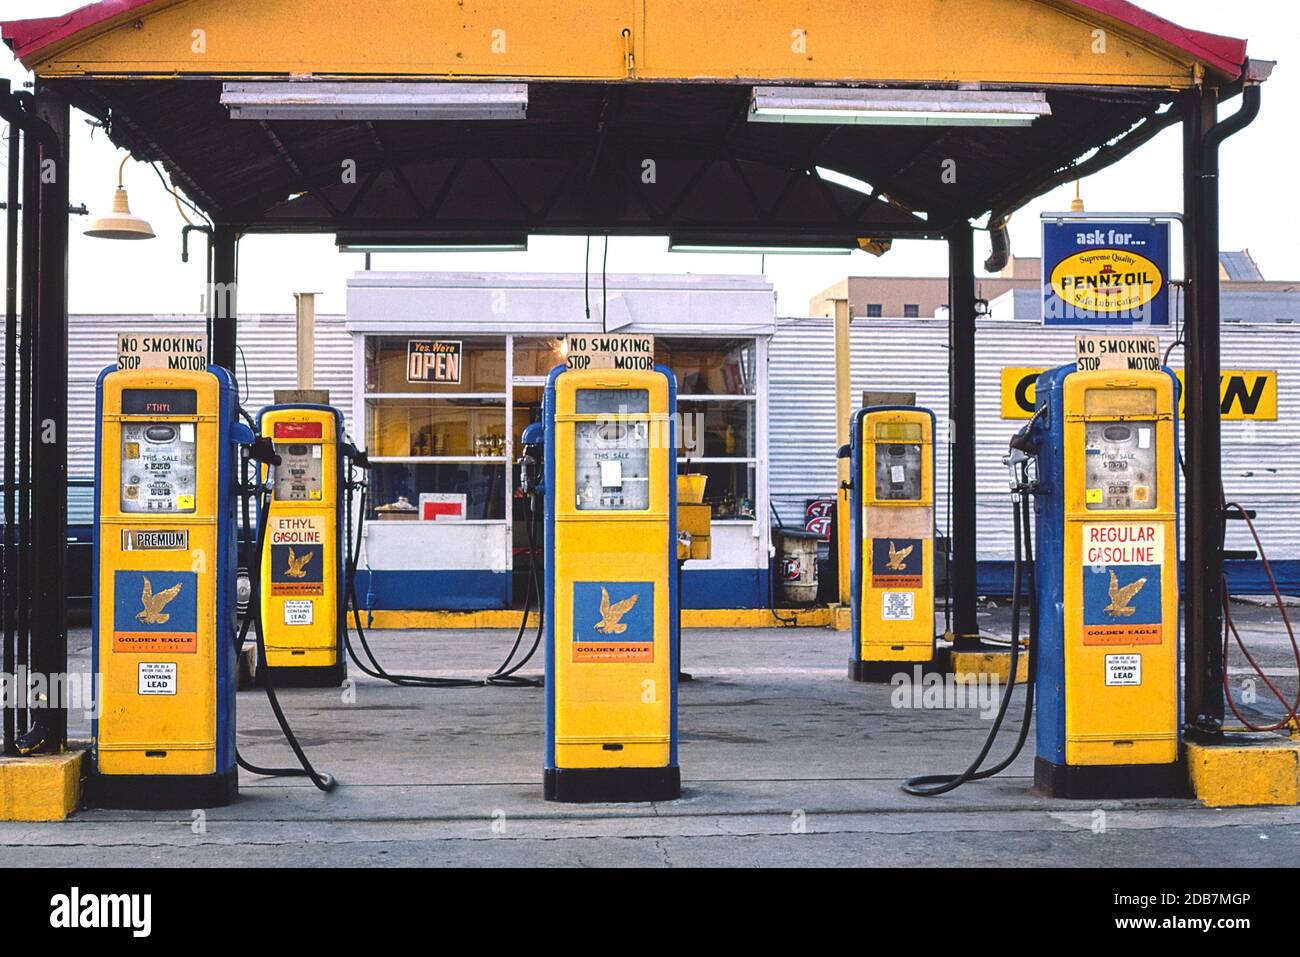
[270,543,324,595]
[112,569,199,653]
[572,581,654,662]
[871,537,923,587]
[1082,564,1163,646]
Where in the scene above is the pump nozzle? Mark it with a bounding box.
[519,421,545,496]
[341,441,370,469]
[247,435,281,468]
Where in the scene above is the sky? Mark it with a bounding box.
[1,0,1296,318]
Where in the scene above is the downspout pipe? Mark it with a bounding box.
[1202,83,1261,169]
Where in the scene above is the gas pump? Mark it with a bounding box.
[90,367,246,807]
[1028,365,1183,798]
[902,364,1182,799]
[541,365,681,802]
[845,405,938,681]
[255,404,346,687]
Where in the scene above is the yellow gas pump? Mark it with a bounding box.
[845,406,938,681]
[1032,365,1183,797]
[542,365,680,802]
[90,366,245,808]
[256,405,346,687]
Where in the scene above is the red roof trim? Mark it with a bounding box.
[1065,0,1247,78]
[3,0,168,60]
[3,0,1248,80]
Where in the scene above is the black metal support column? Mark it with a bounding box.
[28,88,70,752]
[17,95,41,746]
[2,86,19,755]
[211,225,239,373]
[947,222,980,650]
[1183,80,1262,739]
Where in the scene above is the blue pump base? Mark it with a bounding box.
[1034,756,1189,800]
[544,766,681,803]
[255,662,347,689]
[848,656,943,683]
[86,768,239,810]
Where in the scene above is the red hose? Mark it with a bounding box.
[1220,501,1300,733]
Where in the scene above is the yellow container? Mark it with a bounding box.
[678,473,707,504]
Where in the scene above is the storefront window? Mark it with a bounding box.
[361,332,761,527]
[368,462,506,521]
[364,336,509,521]
[513,336,567,379]
[677,399,755,459]
[658,337,756,396]
[365,335,506,394]
[367,398,506,458]
[682,462,757,521]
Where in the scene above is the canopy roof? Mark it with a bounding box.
[2,0,1253,244]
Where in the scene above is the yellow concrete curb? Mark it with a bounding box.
[0,750,86,821]
[949,648,1029,685]
[1186,737,1300,807]
[363,607,834,629]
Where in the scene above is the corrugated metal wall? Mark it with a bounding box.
[770,315,1299,562]
[0,313,354,479]
[7,309,1294,570]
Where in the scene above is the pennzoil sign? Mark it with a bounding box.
[1042,221,1170,327]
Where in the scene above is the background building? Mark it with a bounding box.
[809,250,1295,320]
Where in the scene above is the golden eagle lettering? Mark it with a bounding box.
[136,577,183,625]
[595,586,639,635]
[1105,569,1147,618]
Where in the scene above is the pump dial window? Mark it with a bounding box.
[121,421,198,513]
[273,442,324,501]
[874,443,922,501]
[1084,419,1157,511]
[574,418,650,511]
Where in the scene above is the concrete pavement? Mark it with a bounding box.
[1,601,1297,867]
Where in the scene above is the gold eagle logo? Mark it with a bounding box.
[1105,569,1147,618]
[886,540,914,571]
[595,586,639,635]
[285,547,314,579]
[136,577,183,625]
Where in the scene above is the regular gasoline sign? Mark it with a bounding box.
[1042,220,1170,327]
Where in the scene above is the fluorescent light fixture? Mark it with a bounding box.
[750,87,1050,127]
[669,239,852,256]
[335,231,528,253]
[222,82,528,121]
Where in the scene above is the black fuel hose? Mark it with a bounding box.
[485,494,544,687]
[902,485,1037,796]
[234,452,336,792]
[336,456,547,689]
[341,480,484,688]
